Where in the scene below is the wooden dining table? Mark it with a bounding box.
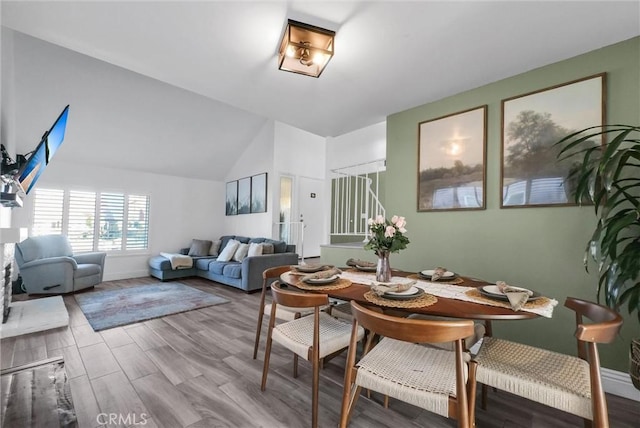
[280,269,540,322]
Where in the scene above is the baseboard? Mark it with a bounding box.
[103,270,149,282]
[602,367,639,401]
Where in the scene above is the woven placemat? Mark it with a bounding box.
[407,273,465,285]
[363,290,437,308]
[465,289,552,309]
[294,278,352,291]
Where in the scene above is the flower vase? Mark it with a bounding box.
[376,251,391,282]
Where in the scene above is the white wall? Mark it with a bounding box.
[11,161,223,280]
[223,120,275,237]
[325,121,386,171]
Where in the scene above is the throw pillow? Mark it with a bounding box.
[261,243,274,254]
[247,242,263,257]
[188,239,212,256]
[233,243,250,262]
[217,239,240,262]
[209,240,222,257]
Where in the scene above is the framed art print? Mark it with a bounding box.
[250,173,267,213]
[237,177,251,214]
[418,105,487,211]
[501,73,605,207]
[225,181,237,216]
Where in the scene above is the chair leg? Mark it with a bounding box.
[260,328,273,391]
[468,361,478,428]
[293,354,299,378]
[383,395,389,409]
[312,352,320,428]
[481,384,488,410]
[253,309,265,360]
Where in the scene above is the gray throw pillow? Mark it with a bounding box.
[209,240,222,257]
[261,243,274,254]
[188,239,212,256]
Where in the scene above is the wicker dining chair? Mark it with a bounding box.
[253,265,313,359]
[261,282,364,428]
[339,301,477,428]
[469,297,623,428]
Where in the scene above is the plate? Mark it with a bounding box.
[294,264,327,273]
[383,287,425,301]
[479,285,543,302]
[420,269,456,280]
[304,275,339,285]
[355,265,377,272]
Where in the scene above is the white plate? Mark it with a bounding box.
[304,275,339,285]
[385,286,420,296]
[294,264,326,273]
[420,269,455,279]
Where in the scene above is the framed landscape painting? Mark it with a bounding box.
[225,181,237,216]
[418,105,487,211]
[501,73,605,208]
[237,177,251,214]
[251,173,267,213]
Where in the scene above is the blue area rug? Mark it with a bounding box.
[74,282,229,331]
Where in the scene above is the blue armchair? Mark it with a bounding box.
[15,235,107,294]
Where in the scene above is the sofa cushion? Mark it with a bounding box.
[249,237,266,244]
[233,243,250,262]
[209,261,230,275]
[234,236,250,244]
[264,239,287,253]
[188,239,212,256]
[222,263,242,279]
[209,240,222,257]
[195,258,214,270]
[218,239,240,262]
[149,255,172,271]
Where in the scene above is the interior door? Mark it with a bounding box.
[298,177,324,259]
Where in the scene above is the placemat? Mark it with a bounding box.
[363,290,437,308]
[407,273,464,285]
[293,278,352,291]
[465,289,552,310]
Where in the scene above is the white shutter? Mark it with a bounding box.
[32,188,64,236]
[68,191,96,253]
[126,195,149,250]
[98,193,125,251]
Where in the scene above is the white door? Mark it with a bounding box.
[298,177,324,259]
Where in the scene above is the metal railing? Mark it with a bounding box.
[330,159,386,241]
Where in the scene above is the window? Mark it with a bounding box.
[32,188,150,253]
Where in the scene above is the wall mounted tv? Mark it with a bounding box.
[17,104,70,194]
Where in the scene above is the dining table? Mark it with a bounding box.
[280,268,557,323]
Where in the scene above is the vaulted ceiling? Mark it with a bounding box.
[2,1,639,180]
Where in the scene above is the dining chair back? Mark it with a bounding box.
[469,297,623,427]
[261,282,363,428]
[340,301,476,428]
[253,265,313,359]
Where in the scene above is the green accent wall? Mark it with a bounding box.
[383,37,639,372]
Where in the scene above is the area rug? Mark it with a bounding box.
[74,282,229,331]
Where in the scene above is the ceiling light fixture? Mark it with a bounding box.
[278,19,335,78]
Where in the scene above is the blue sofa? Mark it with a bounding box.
[148,235,298,292]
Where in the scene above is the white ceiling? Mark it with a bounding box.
[2,1,639,180]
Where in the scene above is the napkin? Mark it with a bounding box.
[496,281,533,311]
[346,258,376,268]
[302,267,342,282]
[370,280,416,296]
[430,267,448,281]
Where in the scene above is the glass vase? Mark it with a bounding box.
[376,250,391,282]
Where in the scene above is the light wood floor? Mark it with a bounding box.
[1,276,639,427]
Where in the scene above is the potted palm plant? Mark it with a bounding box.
[555,124,640,389]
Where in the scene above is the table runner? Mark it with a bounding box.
[339,270,558,318]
